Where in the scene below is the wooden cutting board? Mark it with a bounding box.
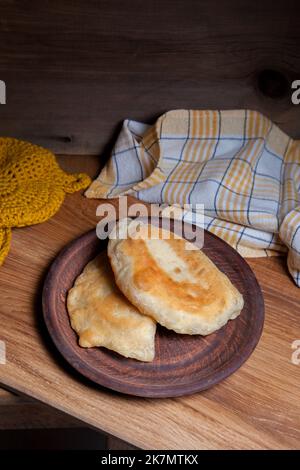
[42,219,264,398]
[0,158,299,449]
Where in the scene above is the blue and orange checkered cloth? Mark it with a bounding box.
[86,109,300,286]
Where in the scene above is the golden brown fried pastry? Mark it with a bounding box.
[108,219,244,335]
[67,251,156,361]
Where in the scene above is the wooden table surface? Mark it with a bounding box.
[0,155,299,450]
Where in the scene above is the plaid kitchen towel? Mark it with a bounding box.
[86,109,300,286]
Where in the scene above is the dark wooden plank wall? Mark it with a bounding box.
[0,0,299,155]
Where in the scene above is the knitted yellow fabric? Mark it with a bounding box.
[0,137,91,265]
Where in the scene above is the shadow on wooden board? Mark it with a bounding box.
[0,387,137,450]
[0,0,299,155]
[0,428,106,450]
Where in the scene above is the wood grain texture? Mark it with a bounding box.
[0,402,83,431]
[0,387,83,430]
[0,156,299,449]
[0,386,132,447]
[0,387,20,405]
[0,0,299,154]
[43,226,264,397]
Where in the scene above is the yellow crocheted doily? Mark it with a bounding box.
[0,137,91,265]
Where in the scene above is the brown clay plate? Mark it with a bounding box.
[42,219,264,398]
